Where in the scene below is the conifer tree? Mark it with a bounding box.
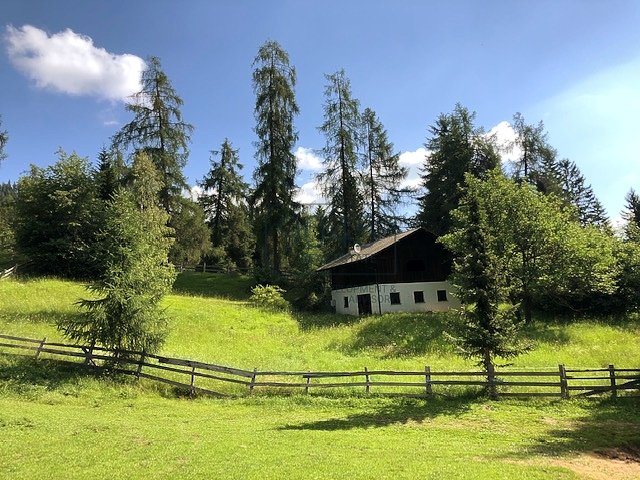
[0,115,8,165]
[440,189,527,396]
[112,56,193,213]
[94,147,127,202]
[318,69,366,257]
[361,107,407,241]
[252,41,300,273]
[511,112,550,185]
[416,104,499,236]
[58,153,175,353]
[199,139,254,269]
[556,158,609,228]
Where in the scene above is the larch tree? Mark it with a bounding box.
[416,104,500,237]
[318,69,366,257]
[510,112,553,186]
[361,107,408,242]
[252,40,300,274]
[112,56,193,213]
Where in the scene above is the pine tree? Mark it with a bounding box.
[111,56,193,213]
[361,107,407,241]
[58,152,176,354]
[318,69,366,257]
[252,40,300,274]
[416,104,500,236]
[199,139,254,270]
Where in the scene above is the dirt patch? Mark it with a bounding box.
[551,449,640,480]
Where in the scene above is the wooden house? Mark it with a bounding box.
[317,227,460,315]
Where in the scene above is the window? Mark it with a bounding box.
[343,297,349,308]
[413,291,425,303]
[390,292,401,305]
[437,290,448,302]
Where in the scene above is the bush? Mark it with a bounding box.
[249,284,289,311]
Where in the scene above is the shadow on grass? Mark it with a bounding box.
[516,397,640,459]
[337,312,453,358]
[172,272,254,300]
[0,309,84,326]
[0,354,106,391]
[280,395,475,431]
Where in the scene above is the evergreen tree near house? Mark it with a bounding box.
[252,40,300,274]
[440,189,527,397]
[361,107,408,241]
[416,104,500,237]
[58,153,176,354]
[318,69,367,257]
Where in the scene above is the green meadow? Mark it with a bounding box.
[1,273,639,479]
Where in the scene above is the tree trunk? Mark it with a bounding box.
[483,349,497,399]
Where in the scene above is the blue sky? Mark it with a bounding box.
[1,1,639,223]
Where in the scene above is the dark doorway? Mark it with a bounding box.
[357,294,372,315]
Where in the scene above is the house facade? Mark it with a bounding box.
[318,228,460,315]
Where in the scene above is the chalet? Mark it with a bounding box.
[317,227,460,315]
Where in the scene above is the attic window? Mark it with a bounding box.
[437,290,447,302]
[413,291,425,303]
[390,292,401,305]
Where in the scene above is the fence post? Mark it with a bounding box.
[190,366,196,397]
[34,336,47,360]
[84,341,95,366]
[608,364,617,399]
[202,262,206,273]
[559,364,569,399]
[425,366,433,398]
[136,349,146,379]
[364,367,370,395]
[305,372,310,395]
[249,368,257,395]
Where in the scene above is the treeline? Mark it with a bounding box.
[0,41,639,319]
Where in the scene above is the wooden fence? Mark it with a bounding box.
[1,333,639,399]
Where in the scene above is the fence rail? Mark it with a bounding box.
[1,333,639,399]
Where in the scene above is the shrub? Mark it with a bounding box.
[249,284,289,311]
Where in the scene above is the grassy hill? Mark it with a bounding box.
[1,273,639,479]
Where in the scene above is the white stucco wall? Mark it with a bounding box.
[330,281,460,316]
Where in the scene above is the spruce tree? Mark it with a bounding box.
[416,104,499,236]
[361,107,407,241]
[199,139,254,270]
[556,159,609,228]
[95,147,127,202]
[58,152,175,353]
[252,40,300,274]
[440,188,528,397]
[318,69,366,257]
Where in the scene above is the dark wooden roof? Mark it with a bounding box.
[317,228,423,271]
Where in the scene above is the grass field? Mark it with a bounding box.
[1,273,639,479]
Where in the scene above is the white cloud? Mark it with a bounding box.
[398,147,428,167]
[295,180,325,206]
[398,147,428,192]
[487,120,521,163]
[294,146,323,171]
[5,25,145,101]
